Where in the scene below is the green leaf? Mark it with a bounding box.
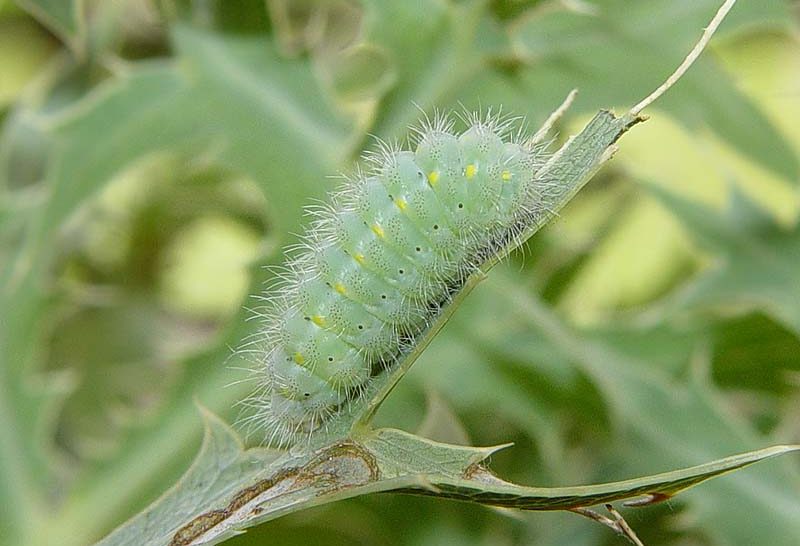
[650,183,800,337]
[0,15,56,108]
[97,407,799,546]
[415,390,471,446]
[465,275,800,545]
[166,0,270,34]
[23,27,352,252]
[0,24,356,546]
[95,408,284,546]
[15,0,85,53]
[712,313,800,394]
[512,0,799,182]
[364,432,798,513]
[361,0,508,141]
[44,298,183,460]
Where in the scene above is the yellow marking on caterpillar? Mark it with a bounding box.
[333,282,347,295]
[465,164,477,179]
[311,315,326,327]
[371,223,385,238]
[394,197,407,211]
[354,253,366,264]
[501,170,512,181]
[427,171,439,185]
[293,352,305,365]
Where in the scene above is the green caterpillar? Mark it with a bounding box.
[246,112,551,446]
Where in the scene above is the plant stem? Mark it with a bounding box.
[629,0,737,116]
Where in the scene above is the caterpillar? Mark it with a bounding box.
[243,111,553,447]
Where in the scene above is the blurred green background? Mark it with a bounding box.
[1,1,799,545]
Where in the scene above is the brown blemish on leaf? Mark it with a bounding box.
[169,441,379,545]
[303,441,380,487]
[168,469,299,546]
[463,463,508,486]
[613,113,646,143]
[168,511,228,546]
[462,462,484,480]
[226,468,298,513]
[623,492,672,507]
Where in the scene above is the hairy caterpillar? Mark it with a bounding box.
[240,110,554,447]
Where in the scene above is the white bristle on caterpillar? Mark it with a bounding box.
[238,110,552,448]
